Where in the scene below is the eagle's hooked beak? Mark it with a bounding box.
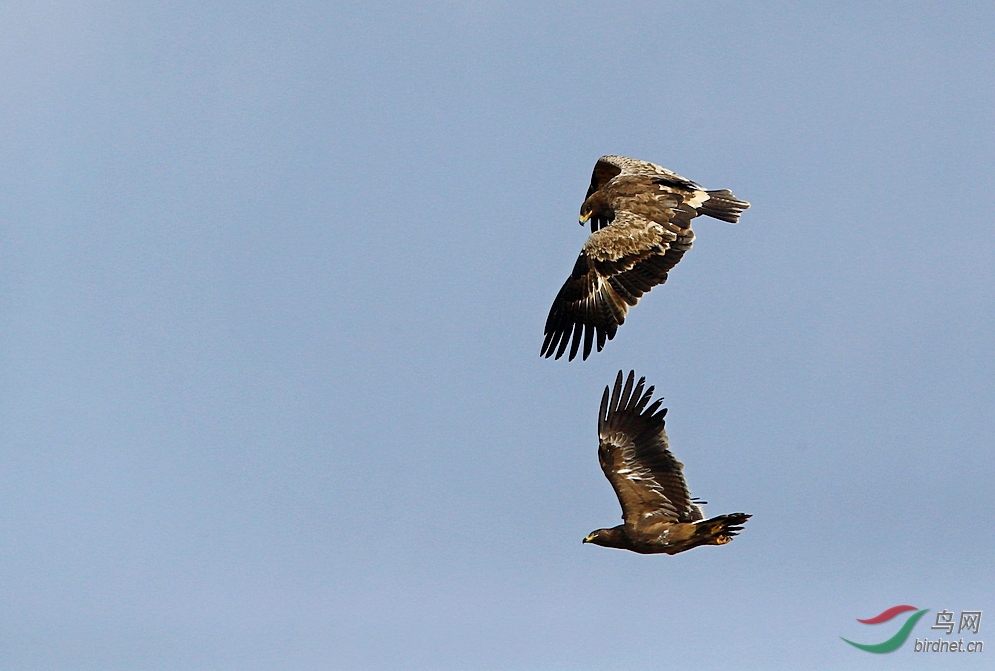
[582,533,594,544]
[579,212,592,225]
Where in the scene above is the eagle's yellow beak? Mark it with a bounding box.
[582,534,594,544]
[579,212,592,224]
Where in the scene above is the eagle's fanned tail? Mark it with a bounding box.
[700,189,750,224]
[690,513,752,546]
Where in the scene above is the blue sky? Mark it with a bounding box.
[1,2,993,669]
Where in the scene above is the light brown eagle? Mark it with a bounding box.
[541,155,750,361]
[584,370,750,555]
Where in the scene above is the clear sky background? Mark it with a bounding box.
[1,2,993,670]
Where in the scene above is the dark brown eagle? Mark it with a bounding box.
[541,155,750,361]
[584,370,751,555]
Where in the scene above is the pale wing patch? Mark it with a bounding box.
[685,190,709,209]
[582,213,667,263]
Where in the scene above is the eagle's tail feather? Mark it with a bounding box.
[701,189,750,223]
[693,512,751,546]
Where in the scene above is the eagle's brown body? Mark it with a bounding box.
[584,514,751,555]
[542,156,749,361]
[584,371,750,555]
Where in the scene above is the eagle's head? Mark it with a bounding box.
[579,193,615,231]
[583,527,628,549]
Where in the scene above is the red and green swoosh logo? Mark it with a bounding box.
[841,605,929,653]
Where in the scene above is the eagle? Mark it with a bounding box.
[584,370,751,554]
[541,155,750,361]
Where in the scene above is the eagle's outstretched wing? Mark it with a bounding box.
[597,371,702,530]
[587,155,704,195]
[541,210,694,361]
